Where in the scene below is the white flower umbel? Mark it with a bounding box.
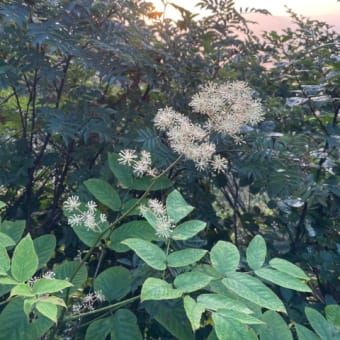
[154,81,264,172]
[64,196,107,232]
[140,199,175,239]
[118,149,137,166]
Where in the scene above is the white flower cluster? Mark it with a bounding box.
[140,198,175,239]
[28,271,56,287]
[63,196,107,232]
[154,81,264,172]
[118,149,158,177]
[71,290,106,314]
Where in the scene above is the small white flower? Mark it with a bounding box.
[43,271,56,280]
[68,214,83,227]
[211,155,228,174]
[148,199,166,217]
[63,196,81,212]
[99,213,107,223]
[82,211,97,231]
[87,201,97,212]
[118,149,137,166]
[95,290,106,302]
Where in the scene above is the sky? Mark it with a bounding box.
[150,0,340,31]
[151,0,339,16]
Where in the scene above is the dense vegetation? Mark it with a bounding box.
[0,0,339,339]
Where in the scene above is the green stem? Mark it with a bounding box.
[64,296,140,321]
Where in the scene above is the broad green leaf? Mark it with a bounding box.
[0,277,18,285]
[10,284,34,298]
[110,309,143,340]
[305,307,340,339]
[0,232,15,248]
[108,153,134,188]
[122,238,166,270]
[295,323,319,340]
[72,221,110,248]
[94,266,131,301]
[210,241,240,275]
[33,235,56,269]
[246,235,266,270]
[144,300,195,340]
[197,294,253,314]
[0,298,53,340]
[183,296,205,331]
[217,309,265,325]
[167,249,207,267]
[84,178,121,211]
[23,298,36,318]
[222,272,286,313]
[255,268,311,292]
[269,258,309,280]
[166,190,194,224]
[141,278,182,301]
[38,296,66,308]
[35,301,58,323]
[0,220,25,244]
[171,220,206,240]
[109,220,160,253]
[32,278,73,295]
[174,272,212,293]
[54,261,87,295]
[0,244,10,273]
[132,175,172,191]
[325,305,340,326]
[85,317,112,340]
[0,201,5,209]
[212,313,257,340]
[258,311,293,340]
[11,234,39,282]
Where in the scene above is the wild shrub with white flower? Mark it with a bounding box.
[63,196,107,232]
[71,290,106,314]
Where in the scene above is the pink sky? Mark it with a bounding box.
[151,0,340,33]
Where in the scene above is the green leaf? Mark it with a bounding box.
[39,296,66,308]
[33,235,56,269]
[295,323,319,340]
[171,220,206,241]
[325,305,340,326]
[54,261,87,295]
[0,298,53,340]
[109,220,159,253]
[210,241,240,275]
[72,221,110,248]
[0,244,10,273]
[222,272,286,313]
[94,266,131,302]
[121,238,166,270]
[84,178,121,211]
[0,277,19,285]
[246,235,266,270]
[35,301,58,323]
[141,278,183,301]
[255,268,311,292]
[269,258,309,280]
[133,175,172,191]
[32,278,72,295]
[0,201,5,209]
[212,313,257,340]
[197,294,253,314]
[305,307,340,339]
[11,234,39,282]
[183,296,205,331]
[108,153,134,188]
[166,190,194,224]
[167,249,207,268]
[110,309,143,340]
[217,309,265,325]
[0,232,16,248]
[258,311,293,340]
[144,300,195,340]
[85,317,112,340]
[10,283,34,298]
[0,220,25,244]
[174,272,212,293]
[23,298,36,318]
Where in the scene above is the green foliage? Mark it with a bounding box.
[0,0,338,338]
